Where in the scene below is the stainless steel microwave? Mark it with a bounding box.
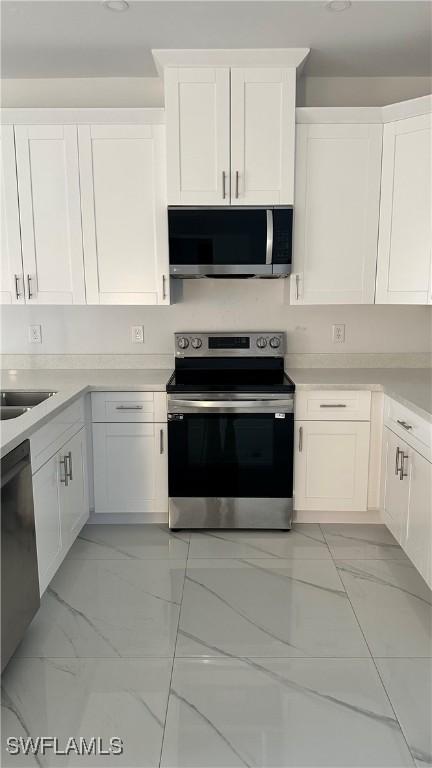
[168,207,293,278]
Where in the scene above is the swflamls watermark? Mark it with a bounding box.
[6,736,124,757]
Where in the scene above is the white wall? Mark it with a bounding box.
[1,281,431,356]
[2,75,430,109]
[297,76,432,107]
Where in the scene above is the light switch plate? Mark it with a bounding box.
[332,323,345,344]
[29,324,42,344]
[131,325,144,344]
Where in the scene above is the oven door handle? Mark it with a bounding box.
[168,399,294,414]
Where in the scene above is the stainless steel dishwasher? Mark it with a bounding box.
[1,440,40,671]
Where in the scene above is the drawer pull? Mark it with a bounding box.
[115,405,144,410]
[319,404,347,408]
[397,419,413,431]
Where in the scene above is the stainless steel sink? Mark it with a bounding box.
[0,391,57,420]
[1,391,57,407]
[0,406,32,421]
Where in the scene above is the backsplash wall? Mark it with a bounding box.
[1,281,431,357]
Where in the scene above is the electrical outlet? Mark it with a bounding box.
[131,325,144,344]
[29,324,42,344]
[332,323,345,344]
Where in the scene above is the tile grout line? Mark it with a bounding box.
[157,531,190,768]
[321,524,418,767]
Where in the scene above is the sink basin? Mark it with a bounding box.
[0,406,32,421]
[1,391,57,407]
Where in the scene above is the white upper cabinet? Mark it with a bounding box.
[376,113,432,305]
[79,124,169,305]
[14,125,85,304]
[165,68,230,205]
[291,122,382,304]
[0,126,24,304]
[165,66,296,205]
[231,68,295,205]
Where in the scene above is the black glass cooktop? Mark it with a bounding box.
[166,357,295,394]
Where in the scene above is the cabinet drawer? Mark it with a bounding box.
[91,392,166,422]
[385,397,431,460]
[295,390,371,421]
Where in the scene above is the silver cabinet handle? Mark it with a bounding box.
[399,452,408,480]
[222,171,227,199]
[299,426,303,453]
[14,274,22,300]
[320,404,347,408]
[27,274,33,299]
[65,450,73,482]
[115,405,143,410]
[295,274,300,301]
[395,446,401,476]
[59,455,69,486]
[397,419,413,431]
[160,428,164,454]
[235,170,239,199]
[162,274,167,301]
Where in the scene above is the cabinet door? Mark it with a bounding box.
[58,427,89,546]
[295,420,370,511]
[405,448,432,587]
[0,126,24,304]
[14,125,85,304]
[380,427,409,542]
[79,125,169,305]
[291,124,382,305]
[376,114,431,305]
[92,422,167,515]
[165,68,230,205]
[231,68,295,205]
[32,454,61,595]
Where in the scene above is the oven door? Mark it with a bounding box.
[168,397,294,529]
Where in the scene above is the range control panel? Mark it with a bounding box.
[175,332,285,357]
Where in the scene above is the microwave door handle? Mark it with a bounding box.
[266,210,273,265]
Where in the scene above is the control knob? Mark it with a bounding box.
[177,336,189,350]
[269,336,281,349]
[256,336,267,349]
[191,337,202,349]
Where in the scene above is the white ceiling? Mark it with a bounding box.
[1,1,431,79]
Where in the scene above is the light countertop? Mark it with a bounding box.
[287,367,432,423]
[0,369,171,457]
[1,366,431,457]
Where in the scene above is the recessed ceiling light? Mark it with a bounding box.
[325,0,352,11]
[103,0,129,12]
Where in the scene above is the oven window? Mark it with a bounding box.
[168,209,268,266]
[168,414,293,498]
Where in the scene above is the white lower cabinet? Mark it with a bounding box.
[32,454,62,595]
[381,424,432,587]
[59,428,89,542]
[404,447,432,585]
[381,426,410,541]
[33,426,89,595]
[295,420,370,512]
[92,422,167,516]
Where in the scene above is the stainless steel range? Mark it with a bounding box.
[166,332,295,530]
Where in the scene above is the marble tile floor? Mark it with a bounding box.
[1,523,431,767]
